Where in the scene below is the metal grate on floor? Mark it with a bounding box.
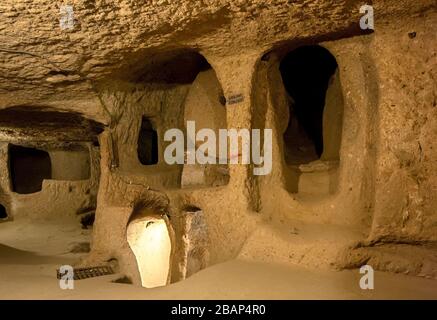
[56,266,114,280]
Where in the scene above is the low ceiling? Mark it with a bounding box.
[0,0,434,116]
[0,106,104,142]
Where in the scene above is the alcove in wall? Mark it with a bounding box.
[8,145,52,194]
[126,199,173,288]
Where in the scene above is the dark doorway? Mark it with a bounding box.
[280,45,338,164]
[9,145,52,194]
[137,117,158,165]
[0,204,7,219]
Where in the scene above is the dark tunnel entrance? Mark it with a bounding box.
[138,117,159,165]
[280,45,339,164]
[0,204,7,219]
[9,145,52,194]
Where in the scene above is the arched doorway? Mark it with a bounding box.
[280,45,342,165]
[127,212,172,288]
[278,45,344,196]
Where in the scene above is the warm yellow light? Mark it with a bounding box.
[127,217,171,288]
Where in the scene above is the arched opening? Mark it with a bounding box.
[126,50,229,188]
[8,145,52,194]
[277,45,344,196]
[0,204,7,220]
[127,216,172,288]
[137,117,159,165]
[280,45,341,165]
[126,199,173,288]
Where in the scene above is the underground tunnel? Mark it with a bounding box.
[280,45,341,165]
[277,44,344,197]
[0,1,436,302]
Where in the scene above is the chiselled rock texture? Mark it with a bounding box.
[0,1,436,284]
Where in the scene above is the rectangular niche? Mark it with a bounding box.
[8,144,52,194]
[137,116,159,165]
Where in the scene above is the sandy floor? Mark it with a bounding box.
[0,220,436,300]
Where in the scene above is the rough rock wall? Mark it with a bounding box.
[335,11,437,279]
[0,1,436,283]
[1,0,434,112]
[251,33,378,227]
[369,11,437,243]
[233,34,379,270]
[85,63,260,283]
[0,141,100,221]
[220,11,436,277]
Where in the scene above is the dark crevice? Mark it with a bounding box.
[137,117,159,165]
